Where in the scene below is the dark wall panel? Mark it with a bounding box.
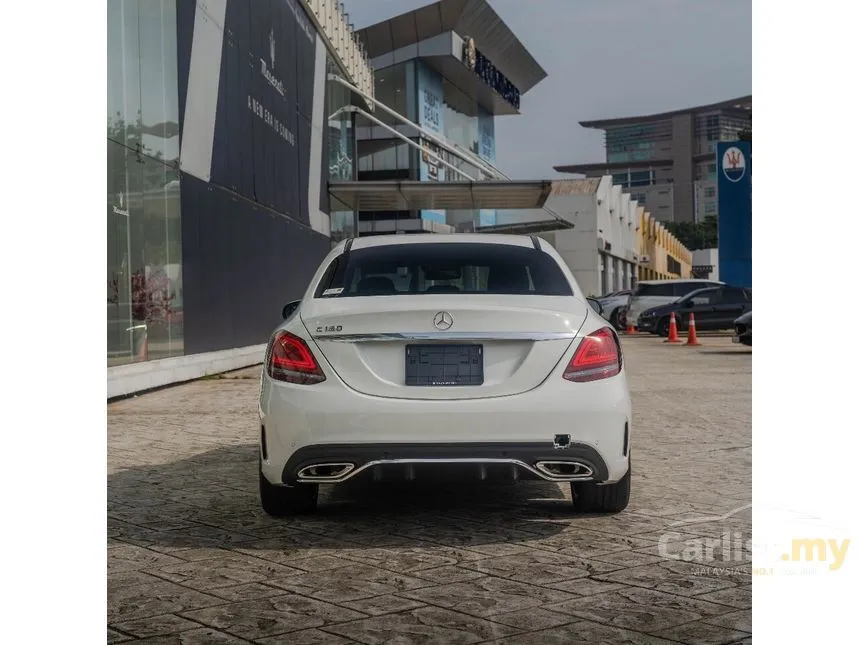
[175,0,335,355]
[180,173,330,355]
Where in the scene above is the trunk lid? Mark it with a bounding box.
[300,295,588,400]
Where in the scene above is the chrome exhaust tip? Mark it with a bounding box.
[296,462,355,482]
[534,461,594,480]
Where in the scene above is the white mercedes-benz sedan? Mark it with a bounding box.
[258,234,631,515]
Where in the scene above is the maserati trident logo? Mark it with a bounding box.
[269,27,276,69]
[260,28,285,97]
[722,146,746,183]
[433,311,454,331]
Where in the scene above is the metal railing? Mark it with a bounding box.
[299,0,375,104]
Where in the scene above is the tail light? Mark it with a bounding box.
[563,327,622,383]
[267,331,326,384]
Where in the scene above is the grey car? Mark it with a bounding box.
[597,290,632,329]
[733,310,752,346]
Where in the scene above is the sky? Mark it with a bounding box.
[346,0,752,179]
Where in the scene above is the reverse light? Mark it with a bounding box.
[563,327,622,383]
[267,331,326,384]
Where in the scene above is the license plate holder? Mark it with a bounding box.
[405,344,484,386]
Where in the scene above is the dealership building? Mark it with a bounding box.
[106,0,693,398]
[107,0,373,396]
[344,0,547,236]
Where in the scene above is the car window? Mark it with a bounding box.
[675,282,714,297]
[723,287,749,303]
[690,290,720,306]
[314,243,574,297]
[634,283,675,297]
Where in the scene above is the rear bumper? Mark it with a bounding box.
[260,370,632,485]
[636,316,657,332]
[280,441,616,486]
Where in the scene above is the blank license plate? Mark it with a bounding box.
[405,344,484,386]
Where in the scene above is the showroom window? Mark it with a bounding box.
[107,0,183,366]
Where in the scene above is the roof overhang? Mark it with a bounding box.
[328,180,553,211]
[554,159,674,174]
[579,95,752,129]
[475,220,575,235]
[371,31,521,115]
[357,0,546,96]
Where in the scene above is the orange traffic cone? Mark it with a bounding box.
[685,312,701,346]
[626,324,637,335]
[664,312,682,343]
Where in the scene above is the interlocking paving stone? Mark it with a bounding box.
[256,628,358,644]
[399,577,576,618]
[179,594,367,639]
[593,560,740,596]
[133,627,253,644]
[545,587,733,632]
[649,619,751,644]
[703,609,753,632]
[108,337,751,642]
[322,606,520,644]
[695,587,753,609]
[490,619,680,644]
[111,613,200,638]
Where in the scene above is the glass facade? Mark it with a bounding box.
[354,59,499,231]
[327,56,357,243]
[694,111,751,155]
[605,122,669,163]
[107,0,183,366]
[612,169,655,188]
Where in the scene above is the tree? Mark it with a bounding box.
[663,214,718,251]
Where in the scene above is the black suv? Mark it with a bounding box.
[636,286,752,336]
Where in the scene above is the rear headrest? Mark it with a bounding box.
[488,266,530,293]
[356,276,396,295]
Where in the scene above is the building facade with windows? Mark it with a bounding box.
[636,208,693,281]
[343,0,547,237]
[107,0,372,397]
[553,96,751,223]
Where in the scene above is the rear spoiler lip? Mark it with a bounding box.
[311,331,578,343]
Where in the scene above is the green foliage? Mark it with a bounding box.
[663,215,718,251]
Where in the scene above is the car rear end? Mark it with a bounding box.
[259,235,631,510]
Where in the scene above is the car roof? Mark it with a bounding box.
[342,233,538,251]
[636,279,725,285]
[683,286,721,297]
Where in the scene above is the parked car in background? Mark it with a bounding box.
[733,311,752,346]
[598,290,633,329]
[637,285,752,336]
[626,279,724,329]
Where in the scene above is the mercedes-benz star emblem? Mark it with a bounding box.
[433,311,453,331]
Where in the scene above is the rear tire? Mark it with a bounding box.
[571,462,631,513]
[259,469,318,516]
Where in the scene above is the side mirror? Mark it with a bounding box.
[684,300,695,308]
[282,300,301,320]
[586,297,604,316]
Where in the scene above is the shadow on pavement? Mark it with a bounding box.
[108,444,576,552]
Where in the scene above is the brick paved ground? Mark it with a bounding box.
[108,336,752,644]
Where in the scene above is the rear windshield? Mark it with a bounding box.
[314,243,574,297]
[634,282,721,298]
